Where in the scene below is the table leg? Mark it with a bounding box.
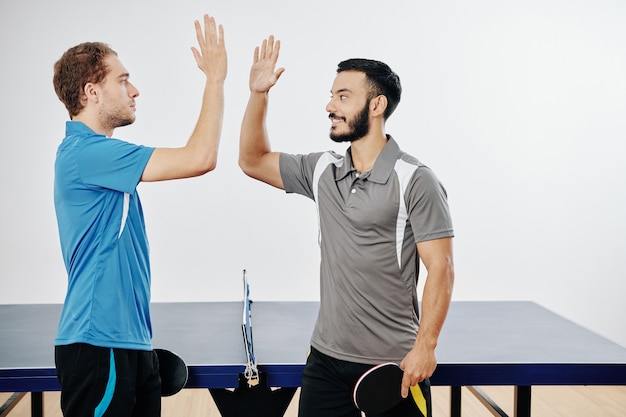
[450,386,462,417]
[31,392,43,417]
[514,386,531,417]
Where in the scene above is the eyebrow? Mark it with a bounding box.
[331,88,352,95]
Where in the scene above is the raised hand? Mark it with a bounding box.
[249,35,285,93]
[191,14,227,82]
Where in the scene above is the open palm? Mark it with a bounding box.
[249,35,285,93]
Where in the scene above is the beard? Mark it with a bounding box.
[100,106,135,130]
[99,95,136,131]
[329,102,370,143]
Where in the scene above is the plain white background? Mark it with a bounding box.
[1,0,625,348]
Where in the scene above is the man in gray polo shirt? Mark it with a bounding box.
[239,36,454,417]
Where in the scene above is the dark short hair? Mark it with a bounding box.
[53,42,117,117]
[336,58,402,120]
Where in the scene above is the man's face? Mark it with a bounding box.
[97,55,139,130]
[326,71,371,143]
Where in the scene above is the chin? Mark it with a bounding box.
[117,119,135,128]
[330,132,360,143]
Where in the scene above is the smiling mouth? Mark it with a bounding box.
[329,114,345,125]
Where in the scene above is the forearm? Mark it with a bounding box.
[400,245,454,391]
[239,92,271,168]
[415,259,454,350]
[237,91,283,189]
[185,78,225,173]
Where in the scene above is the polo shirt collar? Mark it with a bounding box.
[65,120,100,137]
[336,135,401,184]
[335,149,357,181]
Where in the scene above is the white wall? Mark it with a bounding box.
[1,0,625,347]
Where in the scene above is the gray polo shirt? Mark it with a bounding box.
[280,136,454,364]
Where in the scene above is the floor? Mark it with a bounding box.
[3,385,626,416]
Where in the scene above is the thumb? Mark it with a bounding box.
[272,67,286,83]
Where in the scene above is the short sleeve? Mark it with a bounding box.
[279,152,326,200]
[406,166,454,242]
[77,137,154,194]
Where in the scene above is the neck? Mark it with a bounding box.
[73,112,113,137]
[350,131,388,173]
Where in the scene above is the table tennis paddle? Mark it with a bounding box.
[155,348,188,397]
[353,362,404,413]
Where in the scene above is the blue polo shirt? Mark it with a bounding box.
[54,121,155,350]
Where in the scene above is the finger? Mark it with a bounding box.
[272,39,281,61]
[274,67,286,82]
[253,46,260,64]
[190,47,202,67]
[401,373,411,398]
[218,23,225,48]
[266,35,275,58]
[194,19,204,49]
[204,15,216,47]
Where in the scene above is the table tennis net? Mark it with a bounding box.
[241,270,259,385]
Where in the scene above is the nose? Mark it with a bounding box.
[325,97,336,113]
[128,81,139,98]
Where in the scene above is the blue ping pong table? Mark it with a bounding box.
[2,301,626,417]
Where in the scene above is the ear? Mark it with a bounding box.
[82,82,100,105]
[370,95,387,118]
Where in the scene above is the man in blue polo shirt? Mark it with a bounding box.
[52,15,226,417]
[239,37,455,417]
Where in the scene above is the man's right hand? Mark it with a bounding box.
[192,14,227,83]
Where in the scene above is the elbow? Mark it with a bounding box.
[237,156,246,172]
[193,152,218,176]
[202,156,218,175]
[238,155,256,178]
[204,152,218,173]
[200,162,217,175]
